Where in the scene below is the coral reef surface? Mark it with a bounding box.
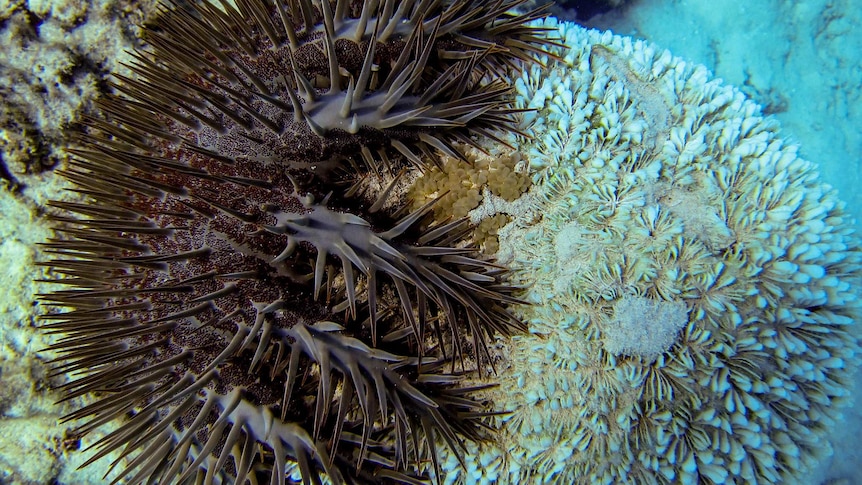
[440,18,862,485]
[0,0,155,185]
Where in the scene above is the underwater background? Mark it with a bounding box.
[0,0,859,483]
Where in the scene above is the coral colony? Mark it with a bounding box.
[39,1,862,485]
[439,21,862,484]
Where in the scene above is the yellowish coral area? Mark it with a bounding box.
[408,148,530,252]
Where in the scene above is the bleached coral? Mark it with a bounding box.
[450,19,862,485]
[602,295,688,360]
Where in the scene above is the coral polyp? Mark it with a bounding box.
[39,0,556,483]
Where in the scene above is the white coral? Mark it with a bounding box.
[602,295,688,361]
[441,18,862,485]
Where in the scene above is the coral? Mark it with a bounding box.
[38,0,555,483]
[408,147,530,252]
[435,18,862,485]
[601,295,688,360]
[474,214,511,255]
[0,0,154,185]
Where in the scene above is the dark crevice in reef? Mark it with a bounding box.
[0,153,23,193]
